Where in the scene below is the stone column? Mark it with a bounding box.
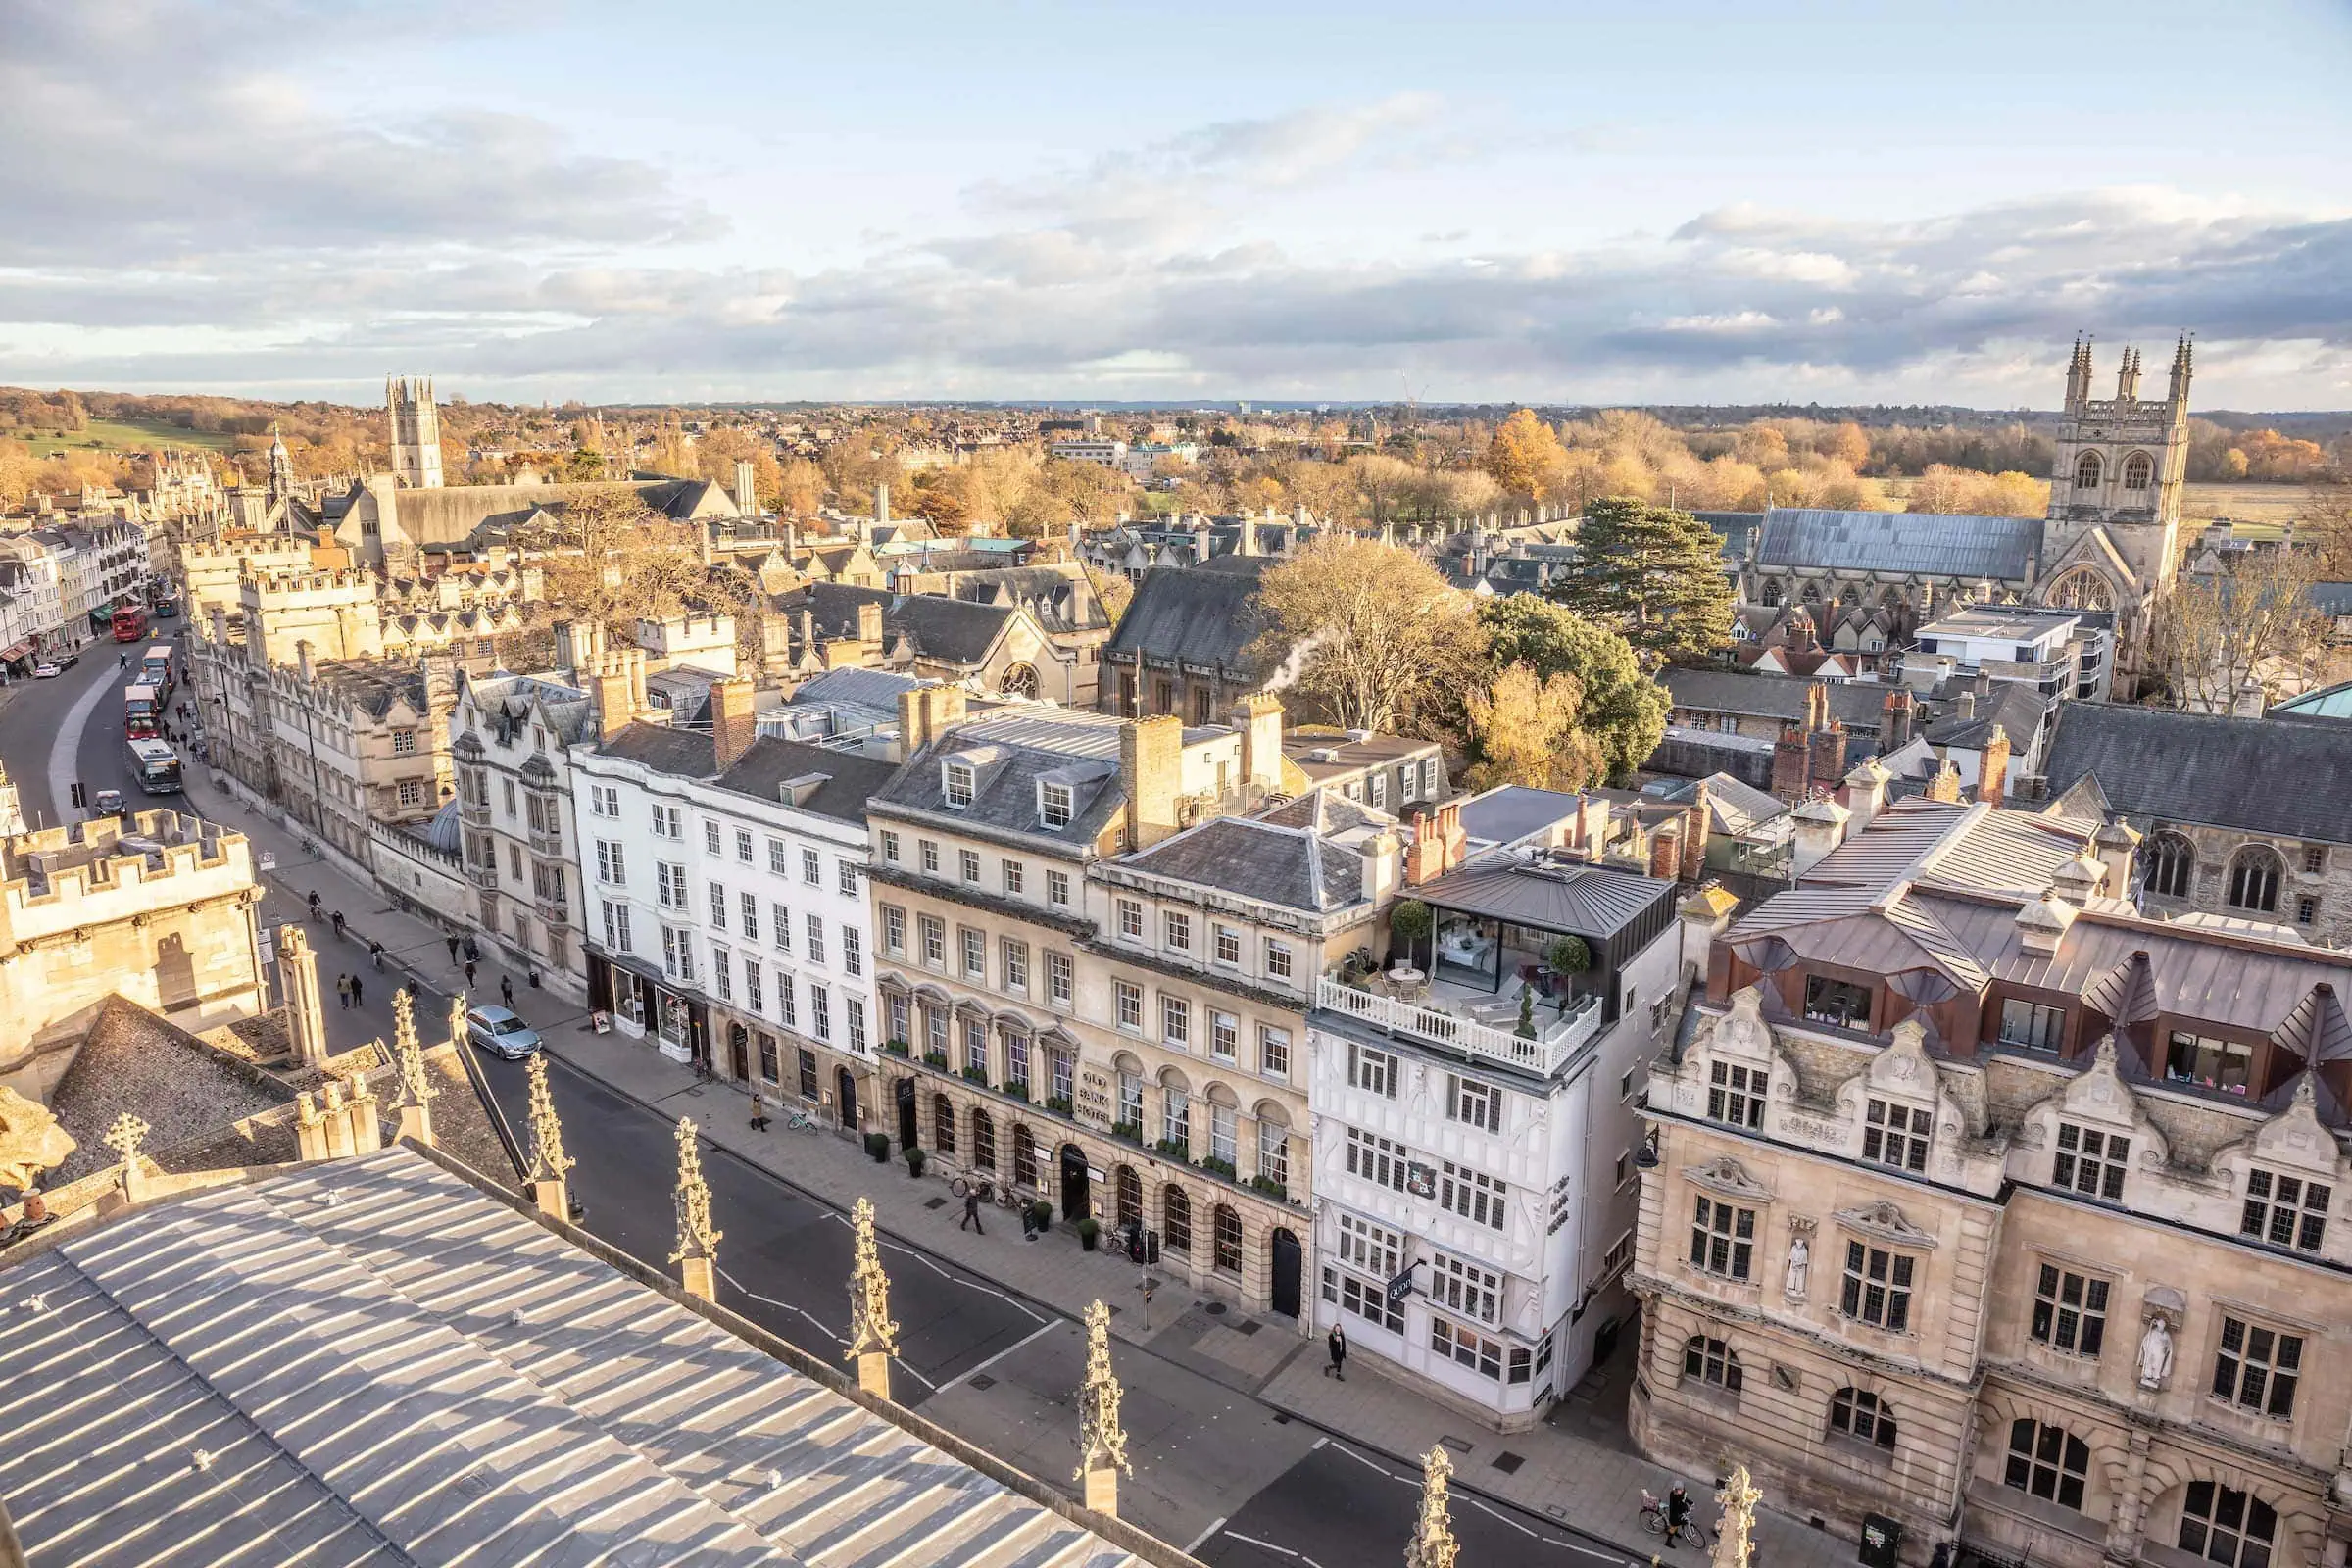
[1405,1446,1460,1568]
[390,988,438,1148]
[278,924,328,1069]
[522,1052,573,1222]
[846,1197,899,1399]
[669,1117,720,1302]
[1074,1299,1132,1518]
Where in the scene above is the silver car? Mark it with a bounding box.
[465,1005,542,1060]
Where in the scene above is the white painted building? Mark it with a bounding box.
[574,693,896,1119]
[1306,846,1685,1429]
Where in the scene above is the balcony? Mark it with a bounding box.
[459,799,490,825]
[466,864,500,890]
[1315,975,1604,1076]
[535,898,570,928]
[528,827,563,858]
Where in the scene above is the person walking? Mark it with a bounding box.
[445,933,461,964]
[308,891,321,920]
[960,1186,985,1234]
[1666,1485,1693,1548]
[500,974,514,1008]
[464,935,480,964]
[348,973,364,1008]
[463,958,477,989]
[335,973,351,1010]
[368,938,384,971]
[330,910,346,940]
[1325,1324,1348,1379]
[750,1092,769,1131]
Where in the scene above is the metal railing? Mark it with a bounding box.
[1314,976,1604,1075]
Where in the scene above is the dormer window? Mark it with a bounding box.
[1040,780,1073,829]
[943,761,974,809]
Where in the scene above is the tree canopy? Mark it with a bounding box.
[1462,664,1606,794]
[1475,596,1669,782]
[1248,534,1489,735]
[1483,409,1569,501]
[1546,496,1736,664]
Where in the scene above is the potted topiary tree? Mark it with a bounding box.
[1077,1216,1101,1251]
[1545,934,1592,1000]
[905,1146,927,1178]
[1389,899,1433,972]
[1515,986,1538,1040]
[864,1131,891,1163]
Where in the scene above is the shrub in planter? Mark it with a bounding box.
[922,1050,949,1068]
[1201,1155,1238,1181]
[882,1038,910,1057]
[1045,1094,1074,1115]
[1030,1199,1054,1230]
[1110,1120,1143,1143]
[864,1131,891,1162]
[1153,1137,1191,1160]
[905,1146,927,1177]
[1515,988,1537,1040]
[1250,1175,1290,1201]
[960,1065,989,1087]
[1389,898,1433,964]
[1545,934,1592,977]
[1077,1216,1101,1251]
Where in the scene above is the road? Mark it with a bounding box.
[0,641,1667,1568]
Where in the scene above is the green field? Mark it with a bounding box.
[17,417,239,458]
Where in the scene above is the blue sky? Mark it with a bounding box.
[3,0,2348,407]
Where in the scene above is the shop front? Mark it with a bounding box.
[587,945,710,1067]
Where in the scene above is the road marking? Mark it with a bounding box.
[820,1207,1053,1323]
[46,666,116,824]
[1465,1495,1540,1538]
[710,1266,937,1391]
[947,1319,1060,1390]
[1182,1516,1228,1555]
[1223,1534,1298,1559]
[1310,1436,1328,1450]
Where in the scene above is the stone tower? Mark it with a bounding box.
[386,375,444,490]
[2040,335,2192,606]
[267,424,294,506]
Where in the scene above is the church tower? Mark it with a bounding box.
[2042,335,2192,597]
[267,423,294,506]
[386,375,445,490]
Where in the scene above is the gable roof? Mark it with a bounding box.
[715,736,896,823]
[2043,701,2352,844]
[1659,667,1896,731]
[596,719,717,778]
[1754,507,2044,581]
[887,595,1014,665]
[1102,564,1268,677]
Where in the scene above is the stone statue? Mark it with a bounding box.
[0,1086,76,1193]
[2137,1315,2174,1390]
[1784,1236,1810,1300]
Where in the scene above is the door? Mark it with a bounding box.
[728,1024,750,1082]
[837,1068,860,1132]
[895,1076,918,1150]
[1270,1227,1302,1318]
[1059,1144,1091,1222]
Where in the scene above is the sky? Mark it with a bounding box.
[3,0,2350,409]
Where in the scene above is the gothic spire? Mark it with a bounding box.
[1712,1464,1763,1568]
[1074,1299,1132,1482]
[1404,1446,1460,1568]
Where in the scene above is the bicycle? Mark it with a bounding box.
[950,1175,992,1201]
[782,1105,822,1134]
[1641,1490,1714,1549]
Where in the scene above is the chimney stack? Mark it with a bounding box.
[1978,724,2011,808]
[1234,693,1284,805]
[896,682,968,756]
[1681,779,1710,880]
[1120,714,1184,851]
[858,600,884,647]
[874,482,891,527]
[593,665,635,739]
[734,459,758,516]
[1926,760,1964,803]
[710,677,759,773]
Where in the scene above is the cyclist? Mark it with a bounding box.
[1666,1485,1694,1547]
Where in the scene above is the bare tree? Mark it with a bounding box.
[1247,534,1489,735]
[2151,546,2335,712]
[510,488,709,640]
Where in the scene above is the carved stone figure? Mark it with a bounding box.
[2137,1314,2175,1390]
[1784,1236,1810,1300]
[0,1086,76,1192]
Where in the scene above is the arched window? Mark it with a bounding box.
[1830,1388,1897,1449]
[2147,832,2197,899]
[2075,451,2104,490]
[1760,577,1784,607]
[2180,1480,2278,1568]
[1212,1203,1244,1274]
[971,1108,997,1171]
[1115,1164,1143,1229]
[1000,662,1040,700]
[2005,1419,2090,1511]
[1683,1335,1743,1393]
[2228,847,2283,913]
[1163,1187,1193,1253]
[1801,581,1822,605]
[2123,452,2153,491]
[2044,567,2116,611]
[933,1093,956,1155]
[1012,1123,1038,1187]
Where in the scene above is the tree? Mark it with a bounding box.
[1546,496,1735,663]
[774,458,826,518]
[1475,597,1669,782]
[1462,664,1606,794]
[2301,466,2352,578]
[1484,409,1568,500]
[1247,535,1489,734]
[510,488,709,640]
[2150,548,2335,712]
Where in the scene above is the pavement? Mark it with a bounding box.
[0,656,1867,1568]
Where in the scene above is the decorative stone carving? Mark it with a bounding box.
[1834,1199,1938,1250]
[0,1086,75,1191]
[2137,1314,2175,1391]
[1784,1236,1810,1301]
[1684,1155,1775,1203]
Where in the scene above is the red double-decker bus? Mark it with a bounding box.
[123,682,162,738]
[111,603,149,642]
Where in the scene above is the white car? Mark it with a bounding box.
[31,663,59,679]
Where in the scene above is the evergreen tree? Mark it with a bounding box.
[1547,496,1735,664]
[1475,596,1668,783]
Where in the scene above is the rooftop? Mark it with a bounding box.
[1754,507,2044,582]
[2042,701,2352,845]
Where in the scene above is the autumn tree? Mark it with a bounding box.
[510,488,709,640]
[1463,665,1606,794]
[1475,596,1668,782]
[1247,535,1489,734]
[1546,497,1736,664]
[693,427,784,507]
[2151,548,2335,712]
[2301,467,2352,578]
[774,458,827,518]
[1484,409,1569,501]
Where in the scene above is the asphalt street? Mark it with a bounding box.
[0,636,1664,1568]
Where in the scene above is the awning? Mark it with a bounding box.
[0,641,32,661]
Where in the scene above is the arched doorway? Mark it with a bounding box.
[1059,1144,1091,1222]
[895,1076,917,1150]
[728,1022,749,1081]
[1271,1227,1302,1317]
[837,1067,859,1133]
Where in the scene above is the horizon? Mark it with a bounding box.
[4,0,2349,408]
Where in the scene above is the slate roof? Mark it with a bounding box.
[1754,507,2045,581]
[871,711,1127,846]
[1413,854,1675,941]
[1102,564,1268,676]
[2043,701,2352,844]
[1119,814,1359,912]
[596,718,718,778]
[1922,680,2054,752]
[0,1146,1146,1568]
[716,735,897,824]
[1660,667,1897,730]
[888,595,1013,665]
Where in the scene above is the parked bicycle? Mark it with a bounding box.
[1641,1489,1714,1549]
[782,1105,823,1135]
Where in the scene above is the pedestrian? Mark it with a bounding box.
[464,936,479,963]
[1326,1324,1348,1380]
[349,973,364,1007]
[960,1185,985,1234]
[307,891,321,919]
[464,958,477,988]
[330,909,346,940]
[368,938,383,970]
[750,1092,769,1131]
[335,973,351,1010]
[501,974,514,1008]
[445,934,460,963]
